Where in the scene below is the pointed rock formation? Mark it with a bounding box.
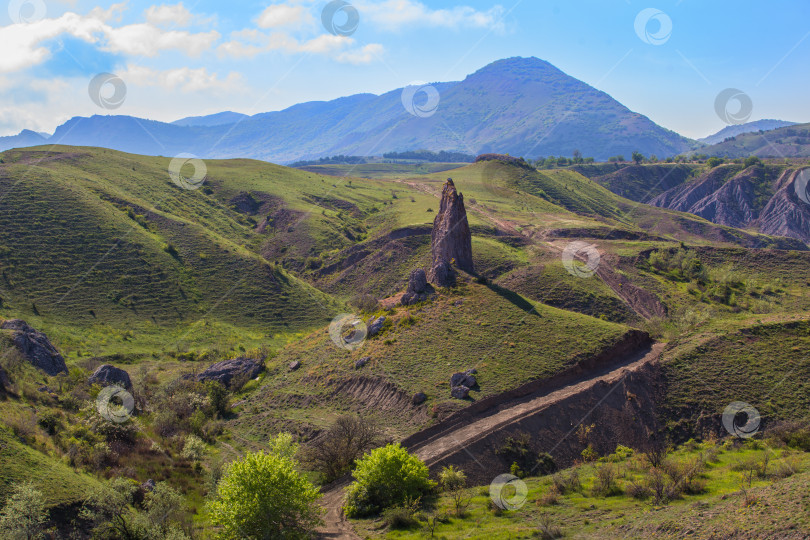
[428,179,473,286]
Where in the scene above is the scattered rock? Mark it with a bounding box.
[354,357,370,370]
[412,392,427,405]
[429,259,456,288]
[89,364,133,390]
[428,178,473,286]
[450,372,477,388]
[454,299,464,307]
[289,361,301,371]
[196,357,265,388]
[0,319,67,376]
[401,269,432,306]
[141,479,156,492]
[450,386,470,399]
[37,385,50,393]
[368,317,386,337]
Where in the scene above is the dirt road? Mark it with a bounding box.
[316,342,663,538]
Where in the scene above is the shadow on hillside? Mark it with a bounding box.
[480,279,539,316]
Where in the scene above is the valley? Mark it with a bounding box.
[0,144,809,538]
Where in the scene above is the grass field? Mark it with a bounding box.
[352,437,810,539]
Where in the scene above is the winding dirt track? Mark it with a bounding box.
[316,343,664,538]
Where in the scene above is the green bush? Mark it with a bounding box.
[181,435,206,461]
[344,443,435,518]
[208,434,321,539]
[0,483,47,540]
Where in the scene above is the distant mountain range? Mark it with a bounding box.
[698,122,810,158]
[698,119,798,146]
[0,57,698,163]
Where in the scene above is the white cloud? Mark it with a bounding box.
[122,65,244,93]
[144,3,193,27]
[104,24,219,57]
[217,30,382,63]
[257,4,314,29]
[357,0,505,32]
[0,6,220,74]
[336,43,383,64]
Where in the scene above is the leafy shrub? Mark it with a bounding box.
[208,436,322,539]
[37,410,61,435]
[0,483,47,540]
[382,498,420,529]
[181,435,206,461]
[591,464,622,497]
[439,466,469,516]
[581,444,599,462]
[552,469,581,495]
[605,444,634,462]
[344,444,435,518]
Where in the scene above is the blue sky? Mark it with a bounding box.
[1,0,808,139]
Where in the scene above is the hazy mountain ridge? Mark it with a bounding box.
[698,119,798,146]
[0,57,696,162]
[700,122,810,158]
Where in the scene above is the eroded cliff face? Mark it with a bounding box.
[428,179,473,286]
[650,165,810,244]
[758,168,810,242]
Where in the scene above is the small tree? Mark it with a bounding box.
[632,151,644,165]
[303,415,381,483]
[344,443,436,518]
[181,435,206,462]
[439,466,469,516]
[81,478,140,540]
[0,483,47,540]
[208,435,322,539]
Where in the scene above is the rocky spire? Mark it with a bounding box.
[428,178,473,286]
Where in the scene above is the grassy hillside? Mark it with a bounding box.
[659,319,810,438]
[352,437,810,539]
[1,145,810,537]
[0,426,103,507]
[231,280,632,441]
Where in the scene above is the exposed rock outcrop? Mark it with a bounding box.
[196,356,265,388]
[367,317,385,336]
[428,179,473,286]
[401,269,431,306]
[649,165,810,244]
[450,368,477,399]
[412,392,427,405]
[758,169,810,243]
[354,357,370,370]
[0,319,67,376]
[89,364,133,390]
